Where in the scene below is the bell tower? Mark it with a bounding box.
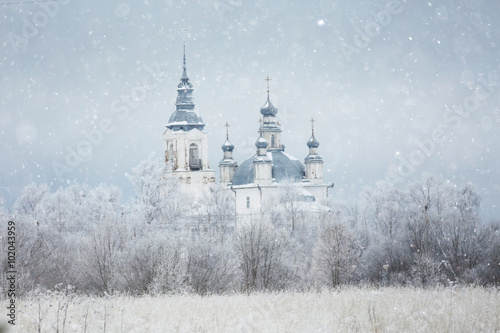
[163,45,215,190]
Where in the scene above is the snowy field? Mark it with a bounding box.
[13,287,500,332]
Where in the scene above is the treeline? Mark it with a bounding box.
[1,158,499,296]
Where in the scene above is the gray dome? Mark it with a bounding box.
[255,135,268,149]
[221,139,235,152]
[232,151,305,185]
[307,133,319,148]
[260,96,278,116]
[167,110,205,131]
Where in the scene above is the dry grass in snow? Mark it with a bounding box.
[13,287,500,332]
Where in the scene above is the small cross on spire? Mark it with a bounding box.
[224,122,230,139]
[258,118,263,135]
[182,28,187,65]
[310,117,316,136]
[265,75,272,95]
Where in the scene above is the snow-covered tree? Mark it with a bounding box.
[233,219,304,292]
[85,183,122,226]
[361,182,412,284]
[189,184,236,241]
[273,181,308,234]
[149,238,188,294]
[116,224,184,294]
[406,174,484,283]
[187,235,239,295]
[81,219,125,293]
[34,184,87,232]
[477,220,500,285]
[126,157,184,224]
[311,224,361,288]
[13,182,50,216]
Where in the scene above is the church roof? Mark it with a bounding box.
[232,150,305,185]
[167,111,205,130]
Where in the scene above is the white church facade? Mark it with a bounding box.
[164,47,331,220]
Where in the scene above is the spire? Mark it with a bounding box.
[166,42,205,131]
[182,44,187,78]
[265,75,271,99]
[178,43,193,89]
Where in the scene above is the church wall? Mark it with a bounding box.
[220,165,235,185]
[253,161,272,185]
[234,186,263,217]
[305,162,324,184]
[301,184,328,204]
[174,169,216,195]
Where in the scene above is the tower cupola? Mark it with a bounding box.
[166,44,205,132]
[219,122,238,185]
[304,118,324,183]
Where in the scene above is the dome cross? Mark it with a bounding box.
[265,75,272,96]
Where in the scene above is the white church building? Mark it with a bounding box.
[164,47,332,221]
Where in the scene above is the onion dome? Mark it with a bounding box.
[307,118,320,148]
[222,139,235,152]
[307,133,320,148]
[255,135,269,149]
[260,95,278,117]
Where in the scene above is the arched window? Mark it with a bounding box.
[271,134,275,147]
[246,196,250,209]
[189,143,201,170]
[167,143,174,162]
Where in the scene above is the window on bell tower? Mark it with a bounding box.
[246,196,250,209]
[189,143,201,170]
[167,143,174,162]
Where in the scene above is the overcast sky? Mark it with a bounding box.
[1,0,498,219]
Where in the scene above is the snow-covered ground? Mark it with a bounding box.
[14,287,500,332]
